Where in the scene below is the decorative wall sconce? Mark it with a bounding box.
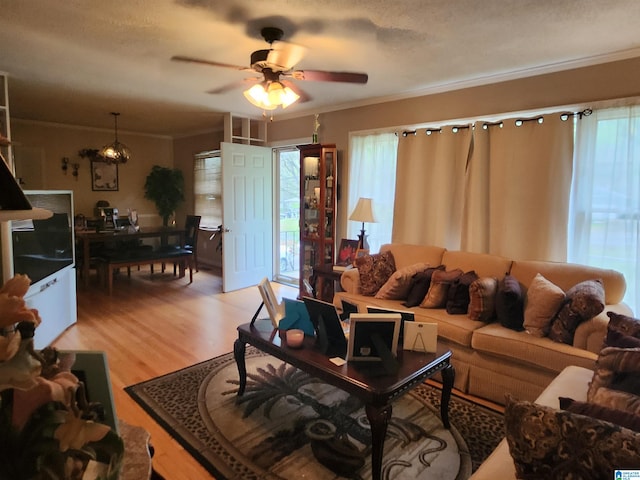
[62,157,80,179]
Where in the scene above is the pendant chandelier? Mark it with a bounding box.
[99,112,131,164]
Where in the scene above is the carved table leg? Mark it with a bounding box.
[440,363,455,429]
[233,338,247,396]
[365,403,392,480]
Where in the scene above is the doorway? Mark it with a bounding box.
[275,147,300,286]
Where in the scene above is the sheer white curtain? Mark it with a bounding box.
[465,116,574,260]
[570,106,640,313]
[393,127,472,248]
[348,132,399,253]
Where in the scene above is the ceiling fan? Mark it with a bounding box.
[171,27,368,109]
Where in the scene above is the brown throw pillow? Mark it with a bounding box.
[375,262,429,300]
[402,266,445,308]
[355,251,396,296]
[559,397,640,432]
[523,273,565,337]
[607,311,640,337]
[446,270,479,315]
[420,269,463,309]
[468,277,498,322]
[505,396,640,479]
[607,329,640,348]
[588,346,640,415]
[548,279,605,345]
[495,274,524,331]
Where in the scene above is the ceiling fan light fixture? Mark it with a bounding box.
[99,112,130,164]
[243,81,299,110]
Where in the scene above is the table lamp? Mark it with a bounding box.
[349,197,377,250]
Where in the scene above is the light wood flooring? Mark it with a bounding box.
[52,266,502,479]
[52,266,297,480]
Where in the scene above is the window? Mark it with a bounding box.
[194,151,222,229]
[347,132,399,253]
[570,106,640,313]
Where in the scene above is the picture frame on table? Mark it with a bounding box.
[347,313,401,362]
[91,161,118,191]
[336,238,359,267]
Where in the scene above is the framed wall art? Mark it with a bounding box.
[91,161,118,191]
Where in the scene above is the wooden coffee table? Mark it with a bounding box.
[234,320,455,480]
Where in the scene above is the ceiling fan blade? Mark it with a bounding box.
[266,41,307,71]
[292,69,368,84]
[206,77,260,95]
[280,79,311,103]
[171,55,249,71]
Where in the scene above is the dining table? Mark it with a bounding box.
[75,226,186,287]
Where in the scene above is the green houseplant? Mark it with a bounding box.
[144,165,185,226]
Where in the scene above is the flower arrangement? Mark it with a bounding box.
[0,274,123,479]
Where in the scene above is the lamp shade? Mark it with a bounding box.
[243,81,300,110]
[348,197,376,223]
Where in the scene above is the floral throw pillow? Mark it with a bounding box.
[505,396,640,479]
[354,251,396,296]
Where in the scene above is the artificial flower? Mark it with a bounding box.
[0,273,31,298]
[0,329,20,361]
[12,371,80,430]
[0,336,42,391]
[54,411,111,452]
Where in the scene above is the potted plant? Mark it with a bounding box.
[144,165,185,226]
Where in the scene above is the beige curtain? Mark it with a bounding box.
[393,127,472,248]
[462,115,574,260]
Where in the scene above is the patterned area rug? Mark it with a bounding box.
[125,348,504,480]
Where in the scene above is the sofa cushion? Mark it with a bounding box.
[467,277,498,322]
[446,270,479,315]
[379,244,446,271]
[495,274,524,331]
[403,266,445,307]
[440,250,512,279]
[559,397,640,432]
[375,262,429,300]
[607,311,640,337]
[471,322,597,373]
[505,396,640,479]
[548,279,605,345]
[354,250,396,296]
[420,269,463,308]
[523,273,565,337]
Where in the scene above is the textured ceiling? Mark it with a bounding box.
[1,0,640,137]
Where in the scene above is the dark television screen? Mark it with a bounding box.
[11,191,74,285]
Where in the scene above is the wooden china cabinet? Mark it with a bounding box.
[298,143,337,296]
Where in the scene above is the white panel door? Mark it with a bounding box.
[221,142,273,292]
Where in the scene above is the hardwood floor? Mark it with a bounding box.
[52,266,298,480]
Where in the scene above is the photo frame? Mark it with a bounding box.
[347,313,401,362]
[403,322,438,353]
[91,161,118,191]
[257,277,285,329]
[336,238,359,266]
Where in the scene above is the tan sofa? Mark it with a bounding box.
[334,243,632,405]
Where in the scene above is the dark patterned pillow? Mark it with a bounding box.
[354,251,396,296]
[607,311,640,337]
[495,274,524,331]
[402,266,445,308]
[588,346,640,415]
[548,279,605,345]
[420,269,463,309]
[505,396,640,479]
[607,329,640,348]
[446,270,479,315]
[559,397,640,432]
[467,277,498,322]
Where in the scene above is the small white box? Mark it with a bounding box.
[403,322,438,352]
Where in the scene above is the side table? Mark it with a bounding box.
[312,263,345,302]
